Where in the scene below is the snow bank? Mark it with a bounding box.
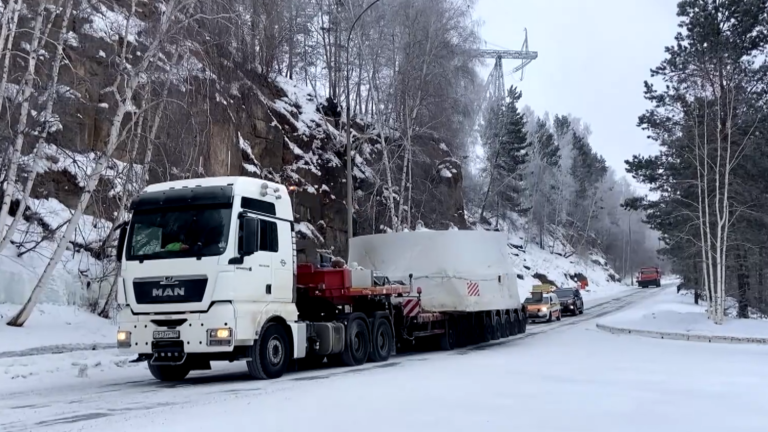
[599,288,768,341]
[0,303,116,353]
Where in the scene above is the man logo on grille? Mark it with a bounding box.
[152,287,185,296]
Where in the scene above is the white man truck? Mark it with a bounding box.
[115,176,526,381]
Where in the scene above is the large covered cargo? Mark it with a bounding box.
[348,230,521,313]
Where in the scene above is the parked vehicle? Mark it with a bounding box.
[115,176,526,382]
[636,267,662,288]
[553,288,584,316]
[524,292,562,323]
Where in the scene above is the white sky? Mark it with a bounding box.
[474,0,680,194]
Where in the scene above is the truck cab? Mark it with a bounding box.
[116,177,304,380]
[636,267,662,288]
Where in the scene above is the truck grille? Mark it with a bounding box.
[133,276,208,304]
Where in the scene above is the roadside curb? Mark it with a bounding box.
[595,322,768,345]
[0,342,117,359]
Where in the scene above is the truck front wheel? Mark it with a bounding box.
[148,362,190,382]
[247,323,291,380]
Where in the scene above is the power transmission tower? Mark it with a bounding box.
[466,29,538,159]
[478,29,538,110]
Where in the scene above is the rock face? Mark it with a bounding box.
[3,0,467,260]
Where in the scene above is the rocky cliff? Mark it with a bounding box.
[3,0,468,260]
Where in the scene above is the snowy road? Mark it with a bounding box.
[0,286,668,431]
[9,282,767,431]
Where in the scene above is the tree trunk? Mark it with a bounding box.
[0,0,74,253]
[0,2,46,242]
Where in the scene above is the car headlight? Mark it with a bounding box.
[541,307,548,312]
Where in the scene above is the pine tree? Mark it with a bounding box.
[626,0,768,321]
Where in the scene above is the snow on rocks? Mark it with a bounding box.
[597,287,768,344]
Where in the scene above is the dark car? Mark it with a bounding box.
[553,288,584,316]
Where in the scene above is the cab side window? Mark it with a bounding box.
[259,220,279,252]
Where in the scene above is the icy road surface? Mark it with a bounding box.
[3,284,766,432]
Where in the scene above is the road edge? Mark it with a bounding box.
[595,322,768,345]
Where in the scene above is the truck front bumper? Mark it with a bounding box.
[117,302,239,355]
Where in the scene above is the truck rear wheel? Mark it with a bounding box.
[519,313,527,334]
[148,362,190,382]
[247,323,290,380]
[368,319,393,362]
[340,318,370,367]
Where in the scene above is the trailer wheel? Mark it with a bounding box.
[482,315,494,343]
[519,313,527,334]
[503,314,513,337]
[499,314,509,338]
[491,315,501,340]
[456,316,470,348]
[148,362,191,382]
[368,319,393,362]
[440,319,456,351]
[509,314,519,336]
[340,318,370,367]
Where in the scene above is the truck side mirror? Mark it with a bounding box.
[116,224,128,261]
[239,216,259,256]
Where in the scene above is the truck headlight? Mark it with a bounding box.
[117,330,131,348]
[207,327,233,346]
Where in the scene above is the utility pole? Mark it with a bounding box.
[345,0,381,253]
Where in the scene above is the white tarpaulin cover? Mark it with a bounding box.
[349,231,521,312]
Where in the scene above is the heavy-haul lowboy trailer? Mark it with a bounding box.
[115,176,525,382]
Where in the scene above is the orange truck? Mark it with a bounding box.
[636,267,662,288]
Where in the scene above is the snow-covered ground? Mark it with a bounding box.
[2,284,766,432]
[0,303,116,353]
[600,287,768,339]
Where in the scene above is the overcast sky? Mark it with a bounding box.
[474,0,680,193]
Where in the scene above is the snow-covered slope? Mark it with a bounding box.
[507,230,627,303]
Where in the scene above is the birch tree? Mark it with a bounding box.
[0,0,75,253]
[627,0,768,323]
[6,0,216,327]
[0,1,48,244]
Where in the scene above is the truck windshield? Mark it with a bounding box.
[126,205,232,261]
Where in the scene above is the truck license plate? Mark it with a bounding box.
[153,330,180,340]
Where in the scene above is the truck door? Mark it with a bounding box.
[264,218,293,301]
